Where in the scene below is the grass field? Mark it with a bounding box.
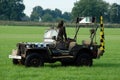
[0,25,120,80]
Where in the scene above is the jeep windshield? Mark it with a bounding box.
[44,29,58,43]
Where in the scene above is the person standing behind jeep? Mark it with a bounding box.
[57,20,67,41]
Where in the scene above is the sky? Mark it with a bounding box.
[23,0,120,16]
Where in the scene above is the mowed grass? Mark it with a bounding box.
[0,25,120,80]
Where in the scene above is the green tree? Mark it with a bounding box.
[30,6,43,21]
[0,0,25,21]
[72,0,109,22]
[109,3,120,23]
[62,12,72,22]
[54,8,62,18]
[21,14,30,21]
[42,13,53,22]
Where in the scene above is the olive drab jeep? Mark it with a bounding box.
[9,16,105,67]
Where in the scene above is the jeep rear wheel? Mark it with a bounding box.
[76,52,93,67]
[25,54,44,67]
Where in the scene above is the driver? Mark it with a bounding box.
[56,20,68,49]
[57,20,67,41]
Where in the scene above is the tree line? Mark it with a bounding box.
[30,6,71,22]
[72,0,120,23]
[0,0,120,23]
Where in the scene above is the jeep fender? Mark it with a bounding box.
[70,45,92,58]
[26,48,51,60]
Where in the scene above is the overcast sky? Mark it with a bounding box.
[23,0,120,16]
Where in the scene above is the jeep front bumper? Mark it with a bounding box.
[9,49,21,59]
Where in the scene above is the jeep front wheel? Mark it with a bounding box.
[25,53,44,67]
[13,59,19,65]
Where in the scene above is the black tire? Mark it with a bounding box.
[61,61,74,66]
[20,58,25,65]
[75,52,93,67]
[25,53,44,67]
[61,61,69,66]
[13,59,19,65]
[61,59,74,66]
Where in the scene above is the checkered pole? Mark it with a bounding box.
[99,16,105,52]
